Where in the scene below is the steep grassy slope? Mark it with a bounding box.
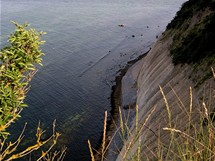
[167,0,215,88]
[168,0,215,64]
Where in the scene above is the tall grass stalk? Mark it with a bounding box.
[88,140,95,161]
[159,86,172,128]
[212,67,215,78]
[120,106,156,160]
[90,68,214,161]
[101,111,108,161]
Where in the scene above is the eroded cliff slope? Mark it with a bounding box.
[117,0,215,160]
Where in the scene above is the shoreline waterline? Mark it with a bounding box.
[94,49,150,160]
[1,1,187,160]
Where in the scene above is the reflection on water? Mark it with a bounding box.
[1,0,186,160]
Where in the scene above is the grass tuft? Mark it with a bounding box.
[90,68,215,161]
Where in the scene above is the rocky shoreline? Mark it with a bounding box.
[94,49,149,160]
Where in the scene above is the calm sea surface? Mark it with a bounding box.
[1,0,186,160]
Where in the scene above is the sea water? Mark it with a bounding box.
[1,0,186,160]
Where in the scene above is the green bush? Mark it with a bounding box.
[0,22,65,161]
[167,0,214,29]
[166,0,215,66]
[170,13,215,65]
[0,22,45,137]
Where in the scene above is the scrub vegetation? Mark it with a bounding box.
[88,0,215,160]
[90,78,215,160]
[1,0,215,161]
[0,22,66,160]
[167,0,215,66]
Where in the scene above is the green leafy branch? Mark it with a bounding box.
[0,22,66,160]
[0,22,46,136]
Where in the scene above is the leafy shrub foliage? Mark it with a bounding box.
[0,22,65,161]
[0,22,45,137]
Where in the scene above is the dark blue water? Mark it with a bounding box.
[0,0,186,160]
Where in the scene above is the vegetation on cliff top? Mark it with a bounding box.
[167,0,215,30]
[167,0,215,66]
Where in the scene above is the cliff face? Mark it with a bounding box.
[116,1,215,160]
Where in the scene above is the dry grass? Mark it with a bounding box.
[0,120,66,161]
[89,68,215,161]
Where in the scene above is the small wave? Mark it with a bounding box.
[79,38,130,77]
[79,53,110,77]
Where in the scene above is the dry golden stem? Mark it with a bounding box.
[163,127,215,155]
[159,86,172,128]
[0,123,26,160]
[88,140,95,161]
[37,133,60,161]
[211,67,215,78]
[0,121,60,161]
[101,111,107,161]
[189,87,193,119]
[203,102,208,118]
[135,105,139,134]
[0,109,22,132]
[119,107,124,135]
[103,126,121,155]
[168,83,189,117]
[122,106,156,159]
